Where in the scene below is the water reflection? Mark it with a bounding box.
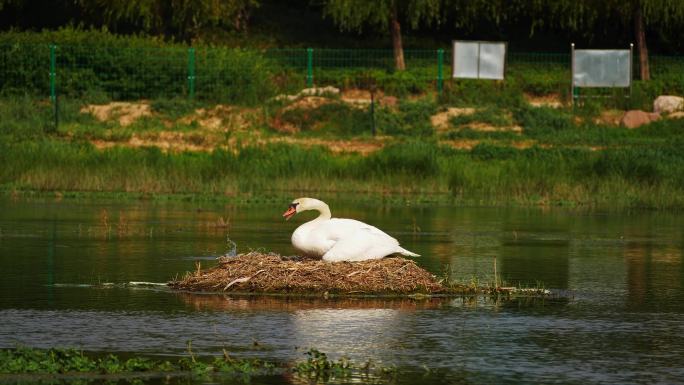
[176,293,451,312]
[625,240,684,311]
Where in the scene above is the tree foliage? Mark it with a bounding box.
[0,0,260,40]
[322,0,442,33]
[322,0,442,70]
[78,0,260,39]
[489,0,684,37]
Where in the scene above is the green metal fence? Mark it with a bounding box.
[1,43,683,104]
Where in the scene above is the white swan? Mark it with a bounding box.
[282,197,420,262]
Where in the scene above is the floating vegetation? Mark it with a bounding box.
[0,347,400,384]
[292,348,397,383]
[0,346,275,379]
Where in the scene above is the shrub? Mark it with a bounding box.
[513,105,574,135]
[376,98,436,137]
[277,102,373,136]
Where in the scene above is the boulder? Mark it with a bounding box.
[654,95,684,114]
[621,110,661,129]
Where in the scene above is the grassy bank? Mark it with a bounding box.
[2,90,684,210]
[2,135,683,209]
[1,29,683,210]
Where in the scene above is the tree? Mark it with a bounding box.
[76,0,260,40]
[322,0,442,70]
[606,0,684,80]
[501,0,684,80]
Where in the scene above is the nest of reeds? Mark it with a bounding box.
[168,252,446,295]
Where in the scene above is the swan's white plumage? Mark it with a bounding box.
[285,198,419,262]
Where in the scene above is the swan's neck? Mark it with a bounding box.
[292,200,331,255]
[309,201,331,221]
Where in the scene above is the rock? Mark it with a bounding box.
[620,110,661,129]
[654,95,684,114]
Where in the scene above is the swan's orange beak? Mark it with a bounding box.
[283,206,297,220]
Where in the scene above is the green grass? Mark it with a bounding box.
[1,136,684,209]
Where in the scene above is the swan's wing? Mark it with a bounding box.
[321,226,400,262]
[323,218,399,242]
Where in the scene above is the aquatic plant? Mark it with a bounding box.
[292,348,398,382]
[0,347,276,377]
[293,349,352,380]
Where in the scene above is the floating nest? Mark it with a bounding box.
[168,252,447,295]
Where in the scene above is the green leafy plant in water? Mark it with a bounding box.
[0,346,275,379]
[293,349,352,380]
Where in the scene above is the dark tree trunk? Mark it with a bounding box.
[389,5,405,71]
[634,7,650,81]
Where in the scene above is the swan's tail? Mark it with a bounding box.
[397,247,420,257]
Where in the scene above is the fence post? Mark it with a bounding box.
[188,47,196,99]
[306,48,313,88]
[49,44,56,102]
[49,44,58,132]
[437,48,444,94]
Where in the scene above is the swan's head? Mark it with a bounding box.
[282,197,324,220]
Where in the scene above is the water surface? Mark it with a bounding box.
[0,197,683,384]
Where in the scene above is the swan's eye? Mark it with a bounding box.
[289,203,299,209]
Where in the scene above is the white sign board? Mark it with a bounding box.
[573,49,631,88]
[453,41,506,80]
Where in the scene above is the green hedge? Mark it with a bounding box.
[0,28,276,105]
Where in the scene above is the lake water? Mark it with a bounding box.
[0,197,683,384]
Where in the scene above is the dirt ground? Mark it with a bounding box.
[80,102,152,126]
